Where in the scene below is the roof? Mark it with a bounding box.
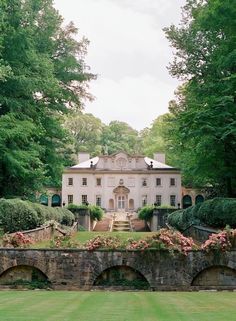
[69,154,176,170]
[144,157,173,169]
[71,156,99,169]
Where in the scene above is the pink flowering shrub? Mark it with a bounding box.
[3,232,33,248]
[85,235,122,251]
[50,235,78,248]
[85,229,197,255]
[201,230,232,252]
[127,229,197,255]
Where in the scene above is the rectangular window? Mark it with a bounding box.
[170,178,176,186]
[156,195,162,206]
[96,178,101,186]
[68,177,73,186]
[82,177,87,186]
[170,195,176,207]
[82,195,88,204]
[156,178,161,186]
[142,195,147,206]
[68,195,73,204]
[96,195,101,207]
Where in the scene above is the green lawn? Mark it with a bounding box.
[0,291,235,321]
[34,231,157,248]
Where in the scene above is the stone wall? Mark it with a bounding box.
[10,225,68,243]
[149,209,176,231]
[183,225,219,243]
[0,249,236,290]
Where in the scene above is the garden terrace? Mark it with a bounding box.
[0,248,236,291]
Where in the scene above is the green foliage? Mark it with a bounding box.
[0,0,94,198]
[67,203,104,221]
[138,205,155,220]
[0,198,75,232]
[138,205,175,221]
[100,121,142,155]
[140,114,176,165]
[0,199,39,233]
[164,0,236,195]
[67,204,88,211]
[168,198,236,230]
[88,205,104,221]
[63,112,103,157]
[54,207,74,226]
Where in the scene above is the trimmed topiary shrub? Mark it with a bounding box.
[0,198,75,233]
[168,198,236,231]
[54,207,75,226]
[0,199,40,233]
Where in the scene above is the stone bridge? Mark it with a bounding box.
[0,249,236,290]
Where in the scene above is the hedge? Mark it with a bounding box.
[167,198,236,231]
[0,198,75,233]
[138,204,176,221]
[138,205,155,221]
[67,203,104,221]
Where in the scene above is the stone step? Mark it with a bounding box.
[93,218,111,232]
[113,227,130,231]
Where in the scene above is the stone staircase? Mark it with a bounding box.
[93,217,111,232]
[112,220,131,232]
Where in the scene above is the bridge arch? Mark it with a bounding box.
[93,264,150,289]
[0,265,50,286]
[191,265,236,287]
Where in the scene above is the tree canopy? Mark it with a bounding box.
[0,0,94,198]
[164,0,236,196]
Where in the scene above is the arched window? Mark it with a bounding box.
[51,194,61,207]
[39,194,48,206]
[129,199,134,210]
[182,195,192,209]
[109,199,114,210]
[195,195,204,204]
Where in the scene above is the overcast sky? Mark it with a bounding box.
[54,0,186,130]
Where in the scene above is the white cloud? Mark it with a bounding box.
[54,0,185,130]
[85,75,177,130]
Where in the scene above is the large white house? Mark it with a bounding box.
[62,151,182,211]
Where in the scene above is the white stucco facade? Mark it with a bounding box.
[62,152,182,211]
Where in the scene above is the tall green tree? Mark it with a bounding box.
[0,0,94,197]
[164,0,236,196]
[63,112,103,157]
[100,121,142,155]
[140,114,176,164]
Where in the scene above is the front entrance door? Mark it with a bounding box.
[117,195,125,211]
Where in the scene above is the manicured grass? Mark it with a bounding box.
[0,291,235,321]
[33,231,157,248]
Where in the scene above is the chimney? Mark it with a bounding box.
[153,153,165,164]
[78,152,90,163]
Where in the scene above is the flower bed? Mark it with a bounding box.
[201,228,235,252]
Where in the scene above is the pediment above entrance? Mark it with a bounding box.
[113,185,130,194]
[96,151,147,170]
